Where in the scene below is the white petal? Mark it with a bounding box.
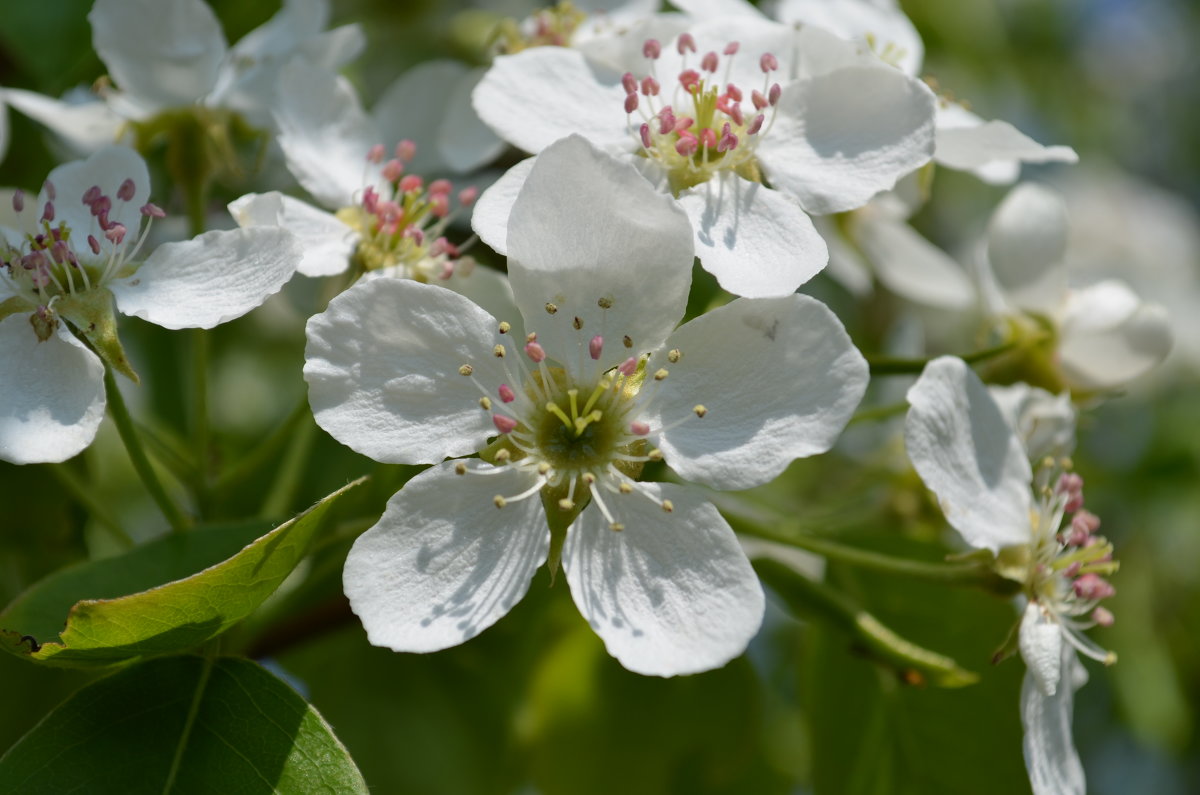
[1058,281,1173,391]
[470,157,534,257]
[228,191,355,277]
[986,182,1069,314]
[507,136,694,377]
[437,67,508,174]
[1019,601,1064,696]
[372,60,469,175]
[41,146,151,263]
[563,482,764,676]
[669,0,762,18]
[0,316,106,465]
[773,0,925,77]
[2,89,124,157]
[272,58,380,209]
[851,210,975,309]
[904,356,1033,551]
[935,103,1078,182]
[649,294,869,491]
[472,48,630,155]
[344,460,549,654]
[89,0,226,110]
[758,65,936,215]
[988,383,1076,461]
[110,228,300,329]
[814,216,874,297]
[678,173,828,298]
[304,278,508,464]
[1021,644,1087,795]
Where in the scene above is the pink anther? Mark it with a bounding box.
[760,53,779,73]
[624,92,639,113]
[140,203,166,218]
[399,174,423,193]
[723,42,740,56]
[1073,573,1115,601]
[589,335,603,360]
[622,72,637,94]
[493,415,518,434]
[700,51,719,73]
[525,341,546,362]
[381,159,404,182]
[677,33,696,54]
[117,178,136,202]
[618,357,638,376]
[641,76,660,96]
[630,421,651,436]
[367,143,386,163]
[498,384,516,403]
[643,38,662,59]
[396,140,416,162]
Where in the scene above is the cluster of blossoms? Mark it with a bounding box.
[0,2,1180,794]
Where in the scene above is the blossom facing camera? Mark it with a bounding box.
[308,135,869,676]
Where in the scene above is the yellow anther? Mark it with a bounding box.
[573,316,583,330]
[610,522,625,532]
[661,500,674,513]
[623,335,633,348]
[619,482,633,494]
[479,397,492,410]
[458,364,474,376]
[537,461,551,475]
[526,331,538,342]
[493,495,507,508]
[545,302,558,315]
[558,498,575,511]
[654,368,669,381]
[1042,456,1056,470]
[693,404,707,418]
[1060,456,1074,471]
[454,462,467,475]
[598,296,613,309]
[495,449,512,463]
[498,321,511,334]
[582,473,596,485]
[493,344,506,358]
[648,448,663,462]
[667,349,681,363]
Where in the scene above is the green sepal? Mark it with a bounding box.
[976,314,1064,394]
[540,485,583,583]
[0,295,33,323]
[56,287,138,382]
[990,614,1023,665]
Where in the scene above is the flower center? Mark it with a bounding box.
[625,36,782,195]
[0,180,163,340]
[493,1,588,54]
[336,141,478,281]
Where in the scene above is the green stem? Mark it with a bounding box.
[105,367,191,533]
[213,397,311,494]
[135,420,196,483]
[258,413,317,519]
[49,463,134,548]
[728,514,1013,591]
[866,339,1023,376]
[848,401,908,425]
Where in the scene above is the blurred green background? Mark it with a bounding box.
[1,1,1197,792]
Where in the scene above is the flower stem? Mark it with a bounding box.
[258,412,317,519]
[105,366,191,533]
[865,339,1022,376]
[191,327,211,514]
[49,462,134,548]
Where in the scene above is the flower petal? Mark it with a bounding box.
[649,294,868,491]
[110,227,300,329]
[0,315,105,465]
[89,0,226,111]
[507,136,694,376]
[438,67,508,174]
[774,0,925,77]
[936,102,1078,184]
[344,460,549,654]
[228,191,355,277]
[851,209,975,309]
[304,278,509,464]
[472,47,630,155]
[904,356,1033,551]
[758,65,937,215]
[677,173,828,298]
[470,157,534,257]
[2,89,124,157]
[42,145,151,261]
[986,182,1069,315]
[273,58,380,209]
[1058,280,1173,391]
[374,60,471,175]
[563,481,764,676]
[988,382,1076,462]
[1020,644,1087,795]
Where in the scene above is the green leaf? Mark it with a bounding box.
[0,478,366,666]
[0,655,367,794]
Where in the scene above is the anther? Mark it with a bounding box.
[610,522,625,532]
[1073,573,1115,600]
[573,316,583,330]
[140,203,165,218]
[525,341,546,362]
[582,473,596,485]
[747,114,765,135]
[459,186,479,206]
[459,364,474,376]
[382,159,404,182]
[493,344,506,358]
[11,190,24,212]
[619,482,633,494]
[640,123,653,148]
[498,384,516,403]
[493,415,518,434]
[494,496,507,508]
[43,180,56,200]
[396,140,416,162]
[661,499,674,513]
[677,33,696,54]
[760,53,779,72]
[479,397,492,410]
[693,405,707,417]
[498,321,511,334]
[559,498,575,511]
[41,202,55,223]
[723,42,740,55]
[117,178,136,202]
[648,449,663,462]
[455,462,467,475]
[643,38,661,59]
[624,92,639,113]
[701,51,719,72]
[367,143,386,163]
[598,296,613,309]
[622,72,637,94]
[641,76,659,96]
[630,421,650,436]
[768,83,782,106]
[623,335,633,348]
[537,461,551,475]
[667,349,681,363]
[618,357,638,376]
[399,174,423,193]
[653,368,669,381]
[494,449,512,463]
[1092,607,1115,627]
[545,302,558,314]
[87,235,101,255]
[589,335,603,360]
[526,332,538,342]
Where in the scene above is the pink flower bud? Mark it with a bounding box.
[589,335,603,360]
[643,38,661,59]
[677,33,696,54]
[493,415,518,434]
[760,52,779,72]
[498,384,516,403]
[117,178,136,201]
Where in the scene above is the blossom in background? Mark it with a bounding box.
[471,18,937,298]
[307,135,869,676]
[905,355,1118,795]
[976,182,1172,393]
[3,0,363,157]
[0,146,300,465]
